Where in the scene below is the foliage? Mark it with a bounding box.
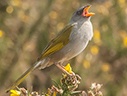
[10,73,103,96]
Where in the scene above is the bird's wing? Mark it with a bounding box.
[38,23,74,60]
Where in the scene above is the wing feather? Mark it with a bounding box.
[38,24,74,60]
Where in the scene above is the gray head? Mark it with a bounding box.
[69,5,95,24]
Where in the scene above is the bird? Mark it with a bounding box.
[6,5,94,93]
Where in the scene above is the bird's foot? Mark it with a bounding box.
[56,63,81,91]
[69,71,81,91]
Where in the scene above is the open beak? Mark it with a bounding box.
[82,5,95,17]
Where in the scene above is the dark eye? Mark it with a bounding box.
[76,11,82,15]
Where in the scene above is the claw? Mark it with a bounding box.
[75,74,81,81]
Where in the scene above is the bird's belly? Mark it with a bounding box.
[49,38,89,63]
[62,39,89,60]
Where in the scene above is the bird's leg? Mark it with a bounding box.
[55,64,72,76]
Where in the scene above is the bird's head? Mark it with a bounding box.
[70,5,95,24]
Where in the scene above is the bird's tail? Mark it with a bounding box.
[6,61,41,93]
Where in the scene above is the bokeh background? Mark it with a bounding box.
[0,0,127,95]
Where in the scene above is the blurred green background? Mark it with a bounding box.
[0,0,127,95]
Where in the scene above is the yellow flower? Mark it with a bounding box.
[53,92,56,96]
[57,22,64,31]
[93,30,102,46]
[119,30,127,39]
[6,6,13,14]
[118,0,126,3]
[90,46,99,55]
[0,30,3,37]
[123,37,127,47]
[93,30,100,39]
[45,94,50,96]
[10,90,20,96]
[102,63,110,72]
[64,63,72,74]
[118,0,126,8]
[49,11,58,19]
[83,60,90,69]
[11,0,21,7]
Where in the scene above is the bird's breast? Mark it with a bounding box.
[48,21,93,63]
[63,21,93,60]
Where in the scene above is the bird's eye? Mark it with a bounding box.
[76,11,82,15]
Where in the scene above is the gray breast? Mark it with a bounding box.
[48,20,93,64]
[60,21,93,60]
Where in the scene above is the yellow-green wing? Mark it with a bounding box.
[39,24,74,60]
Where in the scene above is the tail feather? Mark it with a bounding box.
[6,61,41,93]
